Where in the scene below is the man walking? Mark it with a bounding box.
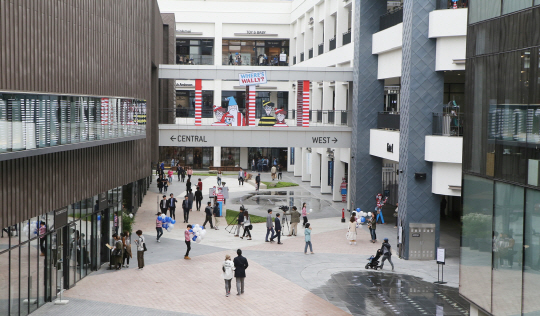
[156,212,163,242]
[256,173,261,191]
[265,209,275,242]
[167,193,178,220]
[195,187,203,211]
[233,249,249,295]
[160,195,168,216]
[271,165,277,181]
[235,208,244,237]
[238,168,244,186]
[213,200,220,230]
[277,165,282,180]
[288,206,300,236]
[270,213,282,244]
[202,202,214,229]
[182,195,193,223]
[379,238,394,271]
[184,224,192,260]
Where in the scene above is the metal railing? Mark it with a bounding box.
[436,0,468,9]
[379,7,403,31]
[300,52,304,62]
[159,108,352,127]
[432,113,463,136]
[377,112,400,130]
[308,48,313,59]
[342,29,351,45]
[176,55,213,65]
[318,43,324,55]
[329,36,336,51]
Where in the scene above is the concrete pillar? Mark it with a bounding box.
[310,151,321,187]
[293,147,302,177]
[398,0,443,258]
[323,14,334,53]
[320,153,331,194]
[335,82,347,111]
[350,0,386,235]
[240,147,248,169]
[214,22,222,65]
[301,147,311,182]
[314,5,324,57]
[213,146,221,167]
[287,147,293,172]
[336,2,348,47]
[213,79,222,108]
[311,84,323,111]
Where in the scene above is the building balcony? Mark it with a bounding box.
[342,29,351,46]
[318,43,324,55]
[432,112,463,136]
[308,48,313,59]
[329,37,336,51]
[379,7,403,31]
[377,111,400,130]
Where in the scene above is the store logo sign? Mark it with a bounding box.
[246,30,266,34]
[239,71,267,86]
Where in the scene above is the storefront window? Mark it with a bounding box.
[176,39,214,65]
[176,90,213,118]
[221,147,240,167]
[222,40,289,66]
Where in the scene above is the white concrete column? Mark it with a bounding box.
[335,82,347,111]
[240,147,248,169]
[293,147,302,177]
[213,146,221,167]
[314,5,324,57]
[287,147,293,172]
[302,147,311,182]
[310,151,321,187]
[336,4,348,47]
[213,79,222,107]
[320,153,331,194]
[311,84,323,111]
[333,157,345,202]
[214,22,222,65]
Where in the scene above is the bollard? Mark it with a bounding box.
[341,208,346,222]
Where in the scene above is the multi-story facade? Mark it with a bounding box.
[0,2,174,315]
[461,2,540,316]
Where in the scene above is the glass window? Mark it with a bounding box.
[523,189,540,314]
[503,0,532,14]
[221,147,240,167]
[469,0,501,24]
[492,182,523,315]
[460,174,493,313]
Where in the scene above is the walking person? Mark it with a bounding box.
[222,254,235,297]
[186,178,192,194]
[111,233,123,270]
[304,223,314,254]
[217,170,222,186]
[302,202,308,227]
[235,208,244,237]
[393,203,399,228]
[241,211,252,240]
[197,178,203,191]
[270,213,282,244]
[195,187,203,211]
[177,164,183,181]
[182,195,193,223]
[213,199,221,230]
[39,221,46,256]
[163,177,168,192]
[121,231,132,268]
[167,168,174,183]
[238,168,244,185]
[288,206,300,236]
[187,167,193,180]
[156,212,164,242]
[233,249,249,295]
[184,224,192,260]
[160,195,168,216]
[271,165,277,181]
[256,173,261,191]
[202,202,214,229]
[167,193,178,220]
[368,212,377,243]
[157,175,164,193]
[379,238,394,271]
[347,215,357,245]
[181,167,186,182]
[265,209,275,242]
[277,165,282,180]
[134,230,145,269]
[251,159,255,172]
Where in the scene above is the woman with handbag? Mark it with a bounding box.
[347,215,357,245]
[121,231,132,268]
[241,211,252,240]
[134,230,146,270]
[111,233,123,270]
[222,254,235,297]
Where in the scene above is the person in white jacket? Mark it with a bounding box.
[222,255,235,297]
[347,216,357,245]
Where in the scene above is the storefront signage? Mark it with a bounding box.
[176,30,203,35]
[170,135,208,143]
[54,207,68,228]
[98,192,108,210]
[247,30,266,34]
[239,71,267,86]
[175,81,194,88]
[234,32,278,36]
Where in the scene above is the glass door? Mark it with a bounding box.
[44,231,58,302]
[66,224,77,289]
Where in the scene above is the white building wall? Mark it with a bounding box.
[432,162,462,197]
[435,36,466,71]
[377,49,402,80]
[369,129,400,162]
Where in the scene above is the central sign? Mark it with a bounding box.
[239,71,267,86]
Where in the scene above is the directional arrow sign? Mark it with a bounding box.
[332,137,337,143]
[170,135,176,141]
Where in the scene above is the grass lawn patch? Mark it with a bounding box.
[225,209,272,225]
[192,173,237,176]
[261,181,299,188]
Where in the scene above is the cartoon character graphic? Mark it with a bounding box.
[274,108,288,127]
[211,104,228,126]
[224,114,234,126]
[226,97,245,126]
[258,101,277,126]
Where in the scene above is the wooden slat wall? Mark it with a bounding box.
[0,0,173,228]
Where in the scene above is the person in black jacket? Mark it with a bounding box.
[186,179,192,194]
[270,213,282,244]
[182,195,193,223]
[235,209,244,237]
[202,202,214,229]
[233,249,249,295]
[255,173,261,191]
[379,238,394,271]
[195,187,203,211]
[167,193,178,220]
[213,200,220,230]
[159,195,168,216]
[157,175,164,193]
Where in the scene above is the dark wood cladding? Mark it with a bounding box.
[0,0,175,228]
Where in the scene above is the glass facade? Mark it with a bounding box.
[160,146,214,169]
[0,184,137,315]
[176,39,214,65]
[0,93,146,153]
[175,90,213,118]
[462,5,540,315]
[222,40,289,66]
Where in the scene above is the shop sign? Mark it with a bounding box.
[175,80,194,88]
[54,207,68,228]
[239,71,267,86]
[266,41,281,47]
[98,192,108,210]
[247,30,266,34]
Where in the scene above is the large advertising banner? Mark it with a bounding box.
[238,71,267,86]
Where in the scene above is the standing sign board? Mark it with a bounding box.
[239,71,267,86]
[436,248,445,265]
[279,53,287,62]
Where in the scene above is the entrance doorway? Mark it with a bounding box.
[248,147,288,171]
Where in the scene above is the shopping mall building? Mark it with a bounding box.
[0,1,175,315]
[157,0,467,259]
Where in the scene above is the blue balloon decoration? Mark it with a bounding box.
[192,235,197,241]
[189,229,193,233]
[166,217,172,223]
[171,219,176,224]
[97,215,101,221]
[200,226,205,230]
[356,208,361,212]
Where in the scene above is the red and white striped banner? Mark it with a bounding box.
[302,80,310,127]
[247,85,256,126]
[194,79,202,126]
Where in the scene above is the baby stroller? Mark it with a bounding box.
[365,249,382,270]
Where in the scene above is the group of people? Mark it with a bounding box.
[251,157,279,173]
